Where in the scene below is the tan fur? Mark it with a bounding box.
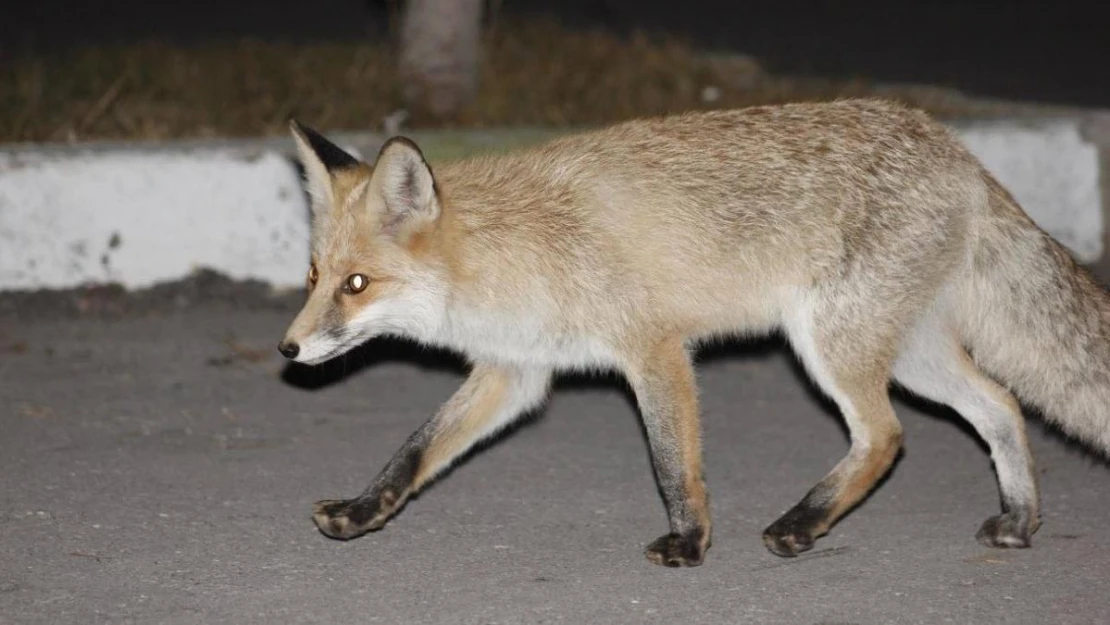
[413,364,511,487]
[956,176,1110,452]
[627,337,712,552]
[827,412,904,522]
[284,98,1110,561]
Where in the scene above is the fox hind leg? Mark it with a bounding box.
[764,295,905,557]
[892,309,1039,548]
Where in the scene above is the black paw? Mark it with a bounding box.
[312,496,389,540]
[976,511,1035,549]
[645,530,708,567]
[763,501,826,557]
[761,524,816,557]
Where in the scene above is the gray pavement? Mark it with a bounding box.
[2,281,1110,624]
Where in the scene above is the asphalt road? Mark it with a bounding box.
[2,280,1110,624]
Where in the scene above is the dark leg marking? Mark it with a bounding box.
[646,526,711,568]
[762,487,829,557]
[312,441,423,540]
[977,495,1039,549]
[630,338,712,567]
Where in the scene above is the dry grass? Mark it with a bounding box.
[2,19,994,143]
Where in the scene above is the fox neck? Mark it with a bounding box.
[395,198,517,361]
[413,204,614,370]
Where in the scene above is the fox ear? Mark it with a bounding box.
[289,119,360,211]
[371,137,439,230]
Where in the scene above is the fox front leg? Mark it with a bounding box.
[312,364,551,540]
[626,337,713,566]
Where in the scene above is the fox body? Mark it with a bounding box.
[280,99,1110,566]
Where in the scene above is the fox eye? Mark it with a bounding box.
[308,264,319,285]
[345,273,369,294]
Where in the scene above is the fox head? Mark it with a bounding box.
[278,121,448,365]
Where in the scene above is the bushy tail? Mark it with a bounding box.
[959,176,1110,454]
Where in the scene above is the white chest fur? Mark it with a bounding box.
[431,305,619,371]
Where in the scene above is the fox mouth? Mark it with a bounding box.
[286,328,369,366]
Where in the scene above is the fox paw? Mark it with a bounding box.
[312,495,394,540]
[763,505,828,557]
[976,512,1035,549]
[762,526,815,557]
[645,530,709,567]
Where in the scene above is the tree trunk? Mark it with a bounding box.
[399,0,485,120]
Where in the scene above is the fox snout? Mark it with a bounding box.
[279,307,322,364]
[277,340,300,359]
[278,318,341,365]
[279,301,367,366]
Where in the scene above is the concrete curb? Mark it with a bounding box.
[1,115,1106,291]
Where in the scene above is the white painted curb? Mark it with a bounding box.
[0,118,1105,291]
[0,148,309,291]
[953,119,1103,261]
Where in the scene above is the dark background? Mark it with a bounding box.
[3,0,1106,107]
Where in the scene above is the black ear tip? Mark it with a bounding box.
[289,118,317,142]
[293,122,360,171]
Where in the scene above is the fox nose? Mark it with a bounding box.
[278,340,300,359]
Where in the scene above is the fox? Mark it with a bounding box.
[278,98,1110,567]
